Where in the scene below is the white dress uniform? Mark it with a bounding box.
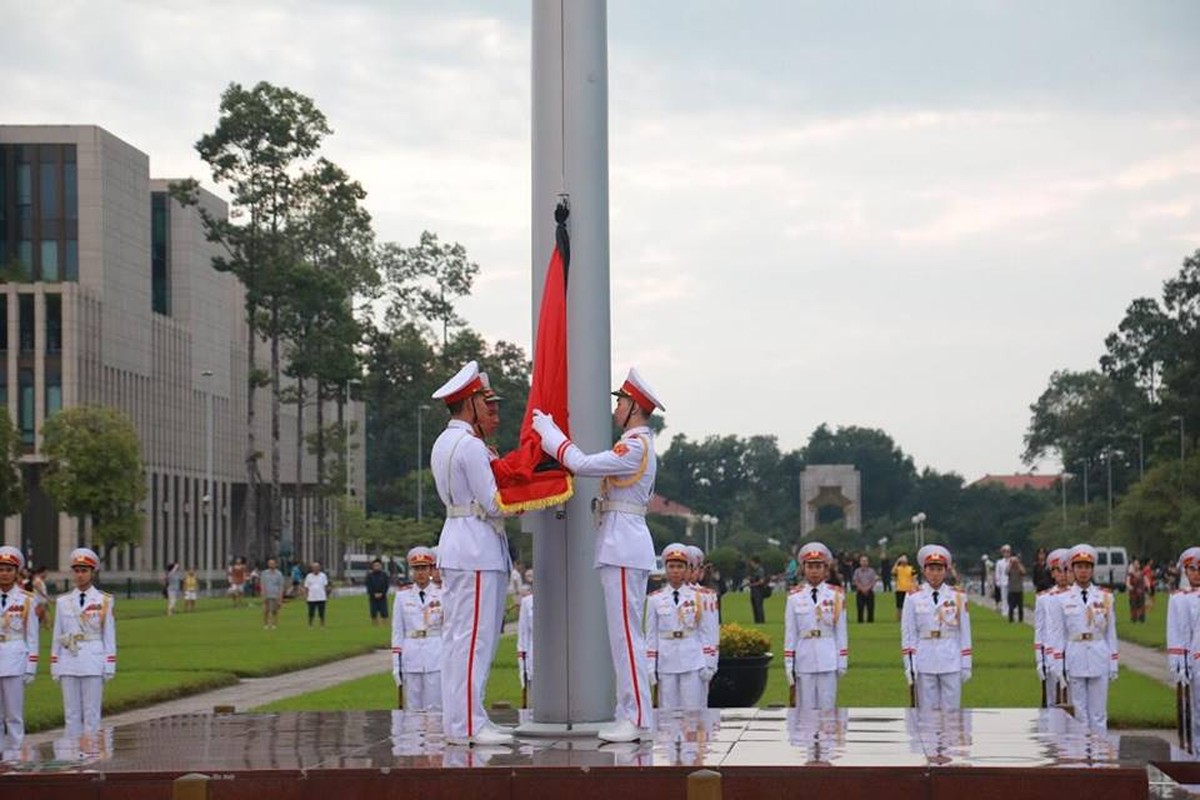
[901,546,971,711]
[392,580,444,711]
[1167,547,1200,748]
[648,579,706,709]
[687,546,719,690]
[51,551,116,735]
[517,592,534,695]
[785,581,848,710]
[1033,548,1070,708]
[533,367,663,737]
[1046,545,1118,732]
[0,545,38,750]
[430,362,512,743]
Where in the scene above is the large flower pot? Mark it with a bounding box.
[706,653,773,708]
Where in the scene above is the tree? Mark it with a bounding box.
[174,81,332,562]
[379,232,480,346]
[0,414,25,520]
[1115,454,1200,562]
[41,407,145,558]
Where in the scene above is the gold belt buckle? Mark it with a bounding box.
[414,630,427,638]
[1080,632,1093,641]
[672,631,684,639]
[928,630,942,639]
[806,630,822,639]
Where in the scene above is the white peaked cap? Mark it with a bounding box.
[612,367,665,413]
[1068,543,1098,565]
[662,542,690,563]
[432,361,485,405]
[1047,548,1071,570]
[798,542,833,564]
[685,545,704,567]
[0,546,24,569]
[917,544,951,569]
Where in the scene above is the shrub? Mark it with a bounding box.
[719,622,771,658]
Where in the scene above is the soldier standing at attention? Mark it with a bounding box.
[1033,548,1071,706]
[687,545,719,692]
[51,548,116,734]
[1046,544,1118,732]
[532,367,663,743]
[0,546,38,752]
[1167,546,1200,746]
[431,361,513,746]
[784,542,847,710]
[517,569,534,707]
[392,547,443,711]
[901,545,972,710]
[648,543,707,710]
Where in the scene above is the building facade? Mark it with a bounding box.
[0,125,364,581]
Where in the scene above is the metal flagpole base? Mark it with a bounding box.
[514,720,617,738]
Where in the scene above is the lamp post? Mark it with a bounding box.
[416,404,430,521]
[710,516,719,552]
[201,369,214,593]
[1060,472,1073,533]
[911,512,926,549]
[1081,459,1089,526]
[1106,449,1114,530]
[1173,415,1186,513]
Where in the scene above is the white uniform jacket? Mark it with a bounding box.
[900,585,971,675]
[784,582,848,675]
[0,587,39,678]
[1033,586,1066,668]
[517,592,534,684]
[51,588,116,678]
[697,585,719,671]
[1167,589,1199,675]
[552,426,656,571]
[1047,584,1117,679]
[391,583,443,674]
[432,420,510,572]
[647,584,706,675]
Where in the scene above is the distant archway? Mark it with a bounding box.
[800,465,861,537]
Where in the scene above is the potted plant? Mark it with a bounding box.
[706,622,773,707]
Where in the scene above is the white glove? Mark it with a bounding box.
[961,669,972,684]
[51,673,60,683]
[1109,665,1119,683]
[699,666,716,683]
[23,673,35,685]
[518,662,528,688]
[904,667,915,686]
[531,409,555,439]
[1178,666,1191,687]
[1035,661,1046,681]
[103,672,114,683]
[785,667,795,687]
[648,668,658,687]
[393,670,402,687]
[531,409,568,459]
[837,666,847,678]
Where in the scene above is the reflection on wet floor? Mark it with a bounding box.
[0,707,1188,777]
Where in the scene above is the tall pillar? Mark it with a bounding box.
[527,0,614,729]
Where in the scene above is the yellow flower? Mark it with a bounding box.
[719,622,771,658]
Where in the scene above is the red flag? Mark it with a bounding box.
[491,204,574,511]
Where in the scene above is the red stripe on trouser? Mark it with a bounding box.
[467,570,481,736]
[621,567,643,727]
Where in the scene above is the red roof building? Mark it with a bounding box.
[971,473,1060,491]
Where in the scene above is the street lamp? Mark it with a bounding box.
[710,516,719,552]
[416,404,430,521]
[911,512,926,549]
[1060,472,1073,532]
[201,369,214,593]
[1173,415,1186,513]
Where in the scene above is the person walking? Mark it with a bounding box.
[260,558,285,629]
[851,555,877,624]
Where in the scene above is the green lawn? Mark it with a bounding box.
[259,589,1176,728]
[25,594,393,732]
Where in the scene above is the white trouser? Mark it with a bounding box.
[917,672,961,711]
[61,675,104,733]
[403,671,442,712]
[658,670,706,710]
[795,671,838,710]
[440,568,505,738]
[598,565,652,728]
[1068,675,1109,732]
[0,675,26,745]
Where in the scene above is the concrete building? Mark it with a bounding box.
[0,125,364,582]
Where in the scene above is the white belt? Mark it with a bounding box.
[407,630,440,639]
[920,631,946,640]
[596,500,648,516]
[446,501,504,534]
[801,630,826,639]
[662,630,693,639]
[1071,633,1096,641]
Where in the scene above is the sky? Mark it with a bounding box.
[5,1,1199,482]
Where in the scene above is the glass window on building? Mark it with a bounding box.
[46,370,62,417]
[15,163,32,221]
[151,192,170,315]
[18,369,33,445]
[64,150,77,221]
[39,161,59,219]
[18,294,33,352]
[15,241,32,280]
[46,293,61,353]
[64,240,78,281]
[40,240,59,282]
[0,372,6,409]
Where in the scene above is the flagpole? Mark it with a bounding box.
[525,0,614,731]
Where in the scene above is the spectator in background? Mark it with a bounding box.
[1006,551,1026,623]
[1126,558,1148,623]
[290,562,303,598]
[1144,559,1157,610]
[852,555,877,623]
[994,545,1011,613]
[892,554,916,620]
[880,548,892,592]
[1033,547,1053,592]
[183,568,199,612]
[31,565,50,629]
[228,557,247,608]
[748,556,767,623]
[303,561,329,627]
[164,562,182,616]
[785,545,800,588]
[260,558,285,629]
[365,558,391,627]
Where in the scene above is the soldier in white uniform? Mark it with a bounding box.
[1167,546,1200,748]
[0,546,38,752]
[1033,548,1071,707]
[901,544,972,710]
[648,543,707,710]
[392,546,443,712]
[517,572,534,706]
[784,542,848,710]
[430,361,513,746]
[51,548,116,734]
[532,367,663,743]
[1046,543,1118,732]
[686,545,718,691]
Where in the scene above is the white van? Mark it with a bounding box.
[1093,546,1129,590]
